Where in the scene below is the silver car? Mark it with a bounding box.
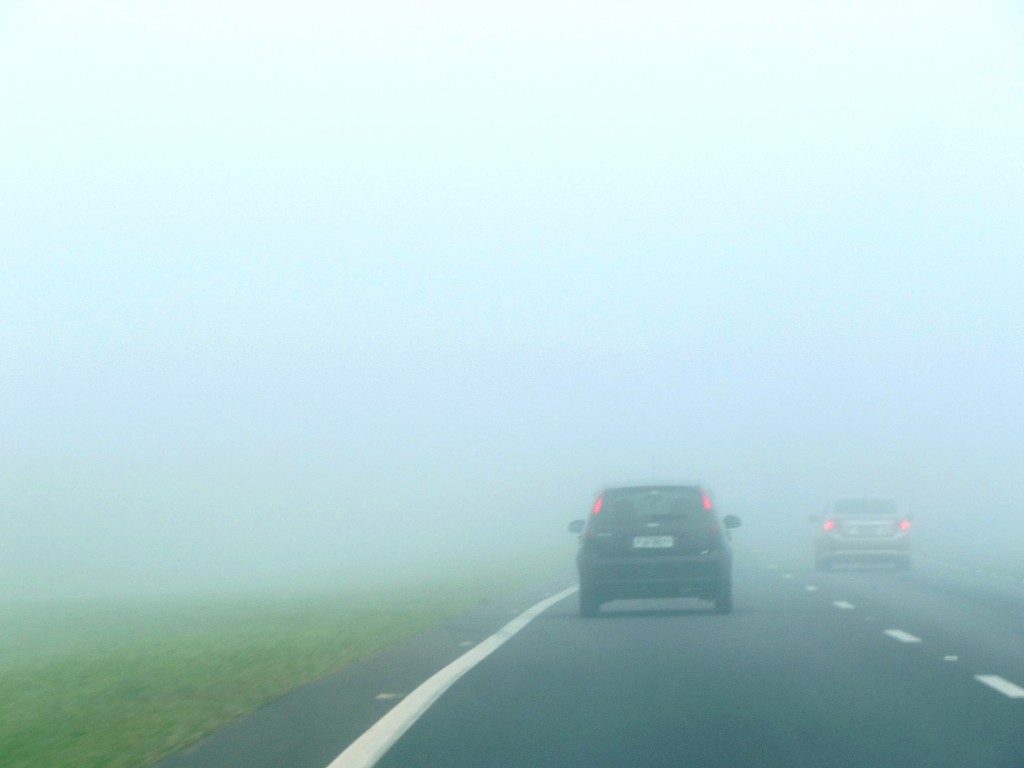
[811,498,912,570]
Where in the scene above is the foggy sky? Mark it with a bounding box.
[2,1,1023,597]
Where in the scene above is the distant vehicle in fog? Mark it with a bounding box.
[810,498,912,570]
[567,485,741,617]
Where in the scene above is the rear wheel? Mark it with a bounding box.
[579,586,601,617]
[713,581,733,614]
[895,555,912,570]
[815,556,832,571]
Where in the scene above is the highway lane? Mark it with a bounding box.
[747,545,1024,683]
[158,550,1024,768]
[374,552,1024,768]
[768,555,1024,699]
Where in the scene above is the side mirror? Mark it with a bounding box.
[807,515,821,523]
[723,515,741,529]
[568,520,585,534]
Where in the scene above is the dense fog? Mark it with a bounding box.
[2,0,1022,598]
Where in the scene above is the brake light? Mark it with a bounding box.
[899,520,911,531]
[823,519,837,532]
[591,495,604,516]
[702,493,713,511]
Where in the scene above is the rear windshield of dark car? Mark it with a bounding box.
[834,499,897,516]
[599,487,707,521]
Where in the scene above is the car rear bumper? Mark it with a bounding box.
[577,552,729,599]
[816,538,910,558]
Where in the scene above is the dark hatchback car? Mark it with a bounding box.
[568,485,741,616]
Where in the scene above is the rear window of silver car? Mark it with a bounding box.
[834,499,897,516]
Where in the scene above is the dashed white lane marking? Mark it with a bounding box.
[804,585,818,592]
[458,641,473,647]
[944,655,958,662]
[767,564,778,570]
[884,629,922,643]
[781,573,793,579]
[374,693,401,701]
[975,675,1024,699]
[833,600,855,610]
[327,584,578,768]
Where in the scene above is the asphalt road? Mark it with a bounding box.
[158,549,1024,768]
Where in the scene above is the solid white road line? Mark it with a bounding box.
[804,585,818,592]
[884,629,922,643]
[833,600,855,610]
[975,675,1024,699]
[943,655,958,662]
[326,585,578,768]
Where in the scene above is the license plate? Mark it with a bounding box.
[632,536,674,549]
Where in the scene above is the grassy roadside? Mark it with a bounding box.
[0,547,574,768]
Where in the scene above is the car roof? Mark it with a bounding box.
[602,485,703,493]
[832,497,895,504]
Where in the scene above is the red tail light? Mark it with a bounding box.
[823,519,837,532]
[899,520,911,531]
[591,495,604,516]
[699,492,719,533]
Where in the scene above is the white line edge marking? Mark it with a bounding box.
[833,600,855,609]
[884,629,922,643]
[804,585,818,592]
[975,675,1024,699]
[326,584,579,768]
[943,655,958,662]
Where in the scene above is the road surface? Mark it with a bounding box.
[157,549,1024,768]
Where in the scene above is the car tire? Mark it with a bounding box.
[895,556,912,570]
[815,557,832,571]
[579,586,601,617]
[713,581,733,614]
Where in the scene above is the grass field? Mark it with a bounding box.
[0,549,573,768]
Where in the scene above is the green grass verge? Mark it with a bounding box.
[0,548,573,768]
